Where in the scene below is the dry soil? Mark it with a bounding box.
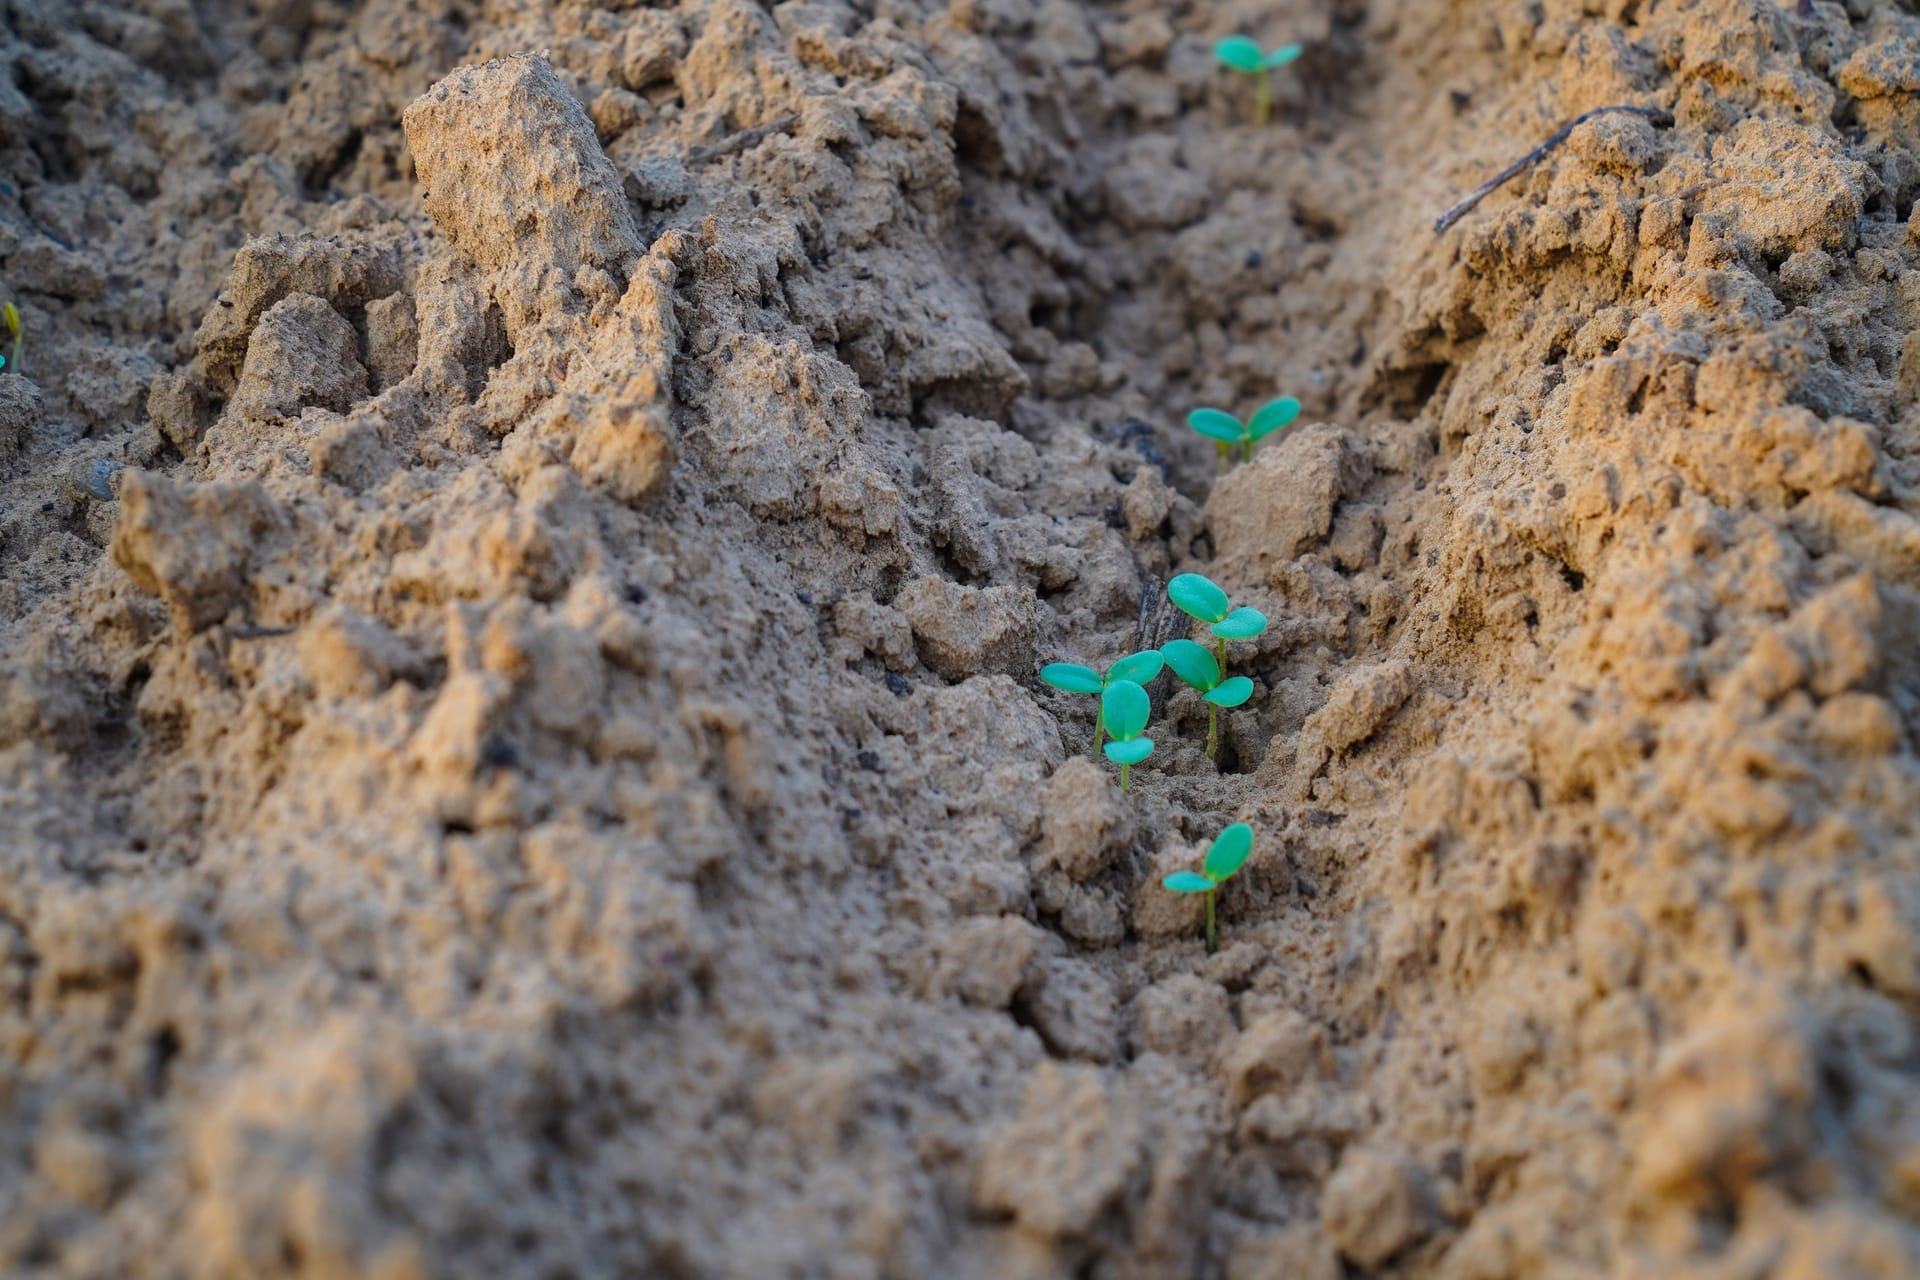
[2,0,1920,1276]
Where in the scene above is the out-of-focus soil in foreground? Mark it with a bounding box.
[3,0,1920,1274]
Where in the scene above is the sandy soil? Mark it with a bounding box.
[2,0,1919,1275]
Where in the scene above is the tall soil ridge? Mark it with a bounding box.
[2,0,1919,1275]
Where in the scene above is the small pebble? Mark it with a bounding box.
[83,459,123,501]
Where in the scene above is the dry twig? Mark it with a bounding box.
[686,114,800,168]
[1433,105,1674,234]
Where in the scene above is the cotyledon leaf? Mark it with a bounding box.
[1168,573,1230,623]
[1103,737,1154,766]
[1264,42,1304,68]
[1212,36,1267,72]
[1101,679,1152,739]
[1211,606,1268,640]
[1248,396,1301,440]
[1040,662,1103,694]
[1187,407,1245,443]
[1162,871,1216,894]
[1106,650,1165,686]
[1204,676,1255,708]
[1160,639,1220,691]
[1203,822,1254,881]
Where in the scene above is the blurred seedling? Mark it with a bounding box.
[1213,37,1302,125]
[1186,396,1300,467]
[2,302,17,375]
[1161,639,1252,758]
[1162,821,1252,953]
[1168,572,1267,676]
[1100,679,1154,793]
[1041,651,1166,757]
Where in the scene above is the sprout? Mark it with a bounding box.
[1213,37,1303,125]
[1167,572,1268,677]
[1161,639,1253,757]
[1040,650,1166,757]
[2,302,17,376]
[1186,397,1301,467]
[1162,822,1253,953]
[1099,678,1154,793]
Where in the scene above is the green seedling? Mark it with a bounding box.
[1161,639,1253,758]
[1213,37,1302,125]
[1168,572,1268,676]
[2,302,17,376]
[1163,821,1253,954]
[1041,650,1166,757]
[1186,397,1300,467]
[1100,679,1154,793]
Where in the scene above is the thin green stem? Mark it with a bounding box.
[1092,703,1105,759]
[1244,438,1254,465]
[1120,762,1131,794]
[1215,634,1228,676]
[1207,705,1218,759]
[1256,72,1271,125]
[1205,889,1217,954]
[7,335,18,377]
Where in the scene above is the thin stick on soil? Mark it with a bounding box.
[686,114,800,168]
[1432,105,1674,235]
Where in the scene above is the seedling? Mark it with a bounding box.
[1162,822,1253,953]
[1041,650,1166,756]
[1168,572,1268,676]
[1161,639,1253,757]
[2,302,16,375]
[1100,679,1154,793]
[1213,37,1302,125]
[1186,397,1301,467]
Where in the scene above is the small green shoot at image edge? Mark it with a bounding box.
[1168,571,1268,678]
[2,301,17,375]
[1163,822,1253,954]
[1213,37,1302,126]
[1099,679,1154,793]
[1187,396,1300,467]
[1040,651,1166,758]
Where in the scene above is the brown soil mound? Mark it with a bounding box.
[3,0,1919,1275]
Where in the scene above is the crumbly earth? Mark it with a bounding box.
[2,0,1919,1275]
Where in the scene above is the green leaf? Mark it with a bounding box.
[1248,396,1302,440]
[1160,639,1220,691]
[1101,679,1151,740]
[1211,606,1268,640]
[1186,407,1244,443]
[1203,823,1253,881]
[1204,676,1255,708]
[1104,737,1154,765]
[1168,573,1230,623]
[1264,42,1304,68]
[1107,650,1165,686]
[1213,36,1266,72]
[1163,871,1216,894]
[1040,663,1102,694]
